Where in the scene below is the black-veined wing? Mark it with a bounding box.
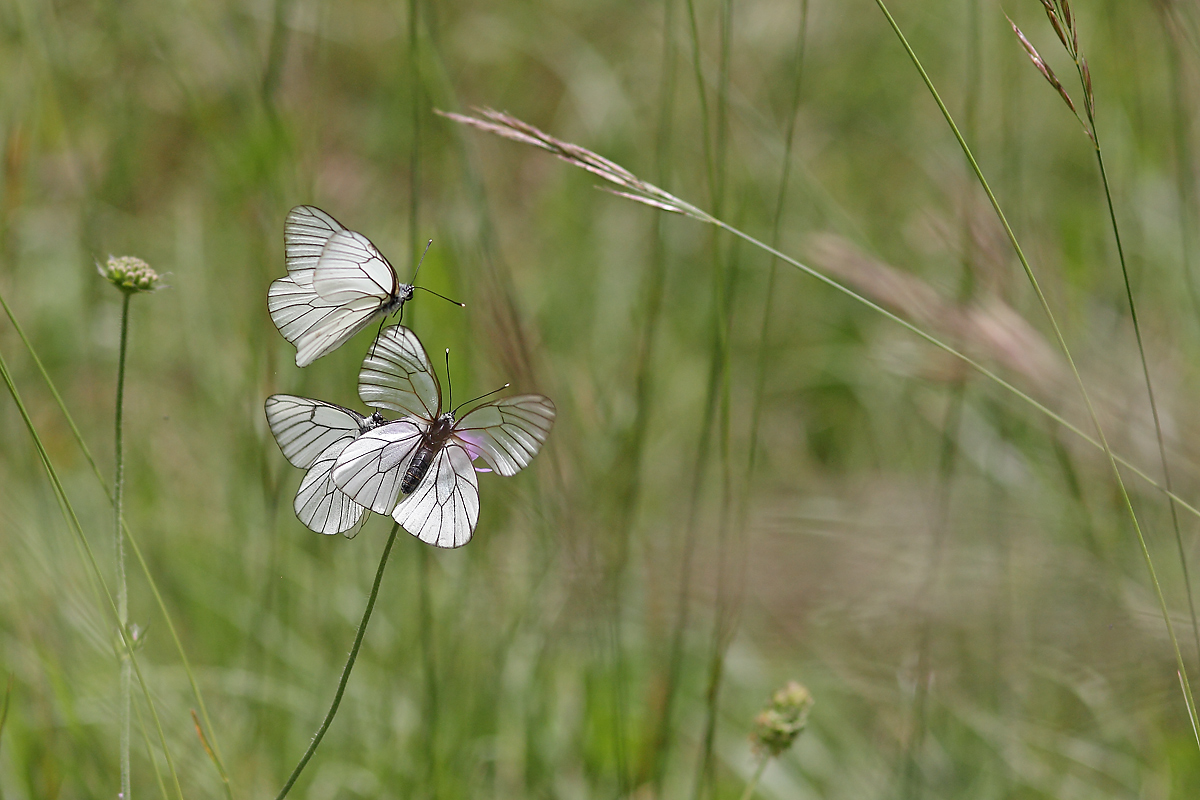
[265,394,377,535]
[392,442,480,548]
[285,205,345,287]
[331,419,425,515]
[358,325,441,420]
[294,440,367,535]
[268,276,396,368]
[265,394,364,468]
[453,395,556,476]
[312,230,400,305]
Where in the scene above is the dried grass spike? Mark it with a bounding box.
[1007,16,1077,114]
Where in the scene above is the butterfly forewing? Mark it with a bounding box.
[453,395,556,476]
[312,230,398,304]
[392,442,479,548]
[331,419,424,514]
[285,205,346,287]
[358,325,441,419]
[295,439,367,535]
[265,395,363,468]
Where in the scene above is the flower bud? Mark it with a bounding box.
[97,255,163,294]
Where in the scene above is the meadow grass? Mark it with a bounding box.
[4,0,1200,798]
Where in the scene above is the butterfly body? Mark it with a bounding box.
[402,413,456,494]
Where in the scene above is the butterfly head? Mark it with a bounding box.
[397,283,415,303]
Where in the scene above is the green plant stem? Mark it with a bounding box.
[872,0,1200,742]
[0,291,231,792]
[115,291,132,800]
[737,754,769,800]
[274,522,400,800]
[0,347,185,799]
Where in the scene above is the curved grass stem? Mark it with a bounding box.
[872,0,1200,744]
[274,522,400,800]
[0,346,185,799]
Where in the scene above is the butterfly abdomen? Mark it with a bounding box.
[402,445,435,494]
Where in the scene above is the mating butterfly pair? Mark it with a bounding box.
[265,207,555,548]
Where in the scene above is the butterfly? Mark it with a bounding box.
[331,325,556,548]
[264,394,390,535]
[268,205,460,367]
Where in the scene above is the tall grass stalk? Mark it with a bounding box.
[0,290,232,793]
[1011,0,1200,671]
[873,0,1200,741]
[686,0,739,793]
[274,522,401,800]
[0,345,185,799]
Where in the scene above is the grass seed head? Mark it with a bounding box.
[98,255,163,294]
[750,681,813,757]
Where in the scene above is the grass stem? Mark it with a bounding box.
[872,0,1200,744]
[0,290,232,790]
[274,522,400,800]
[0,345,185,799]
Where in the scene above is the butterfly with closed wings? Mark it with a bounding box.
[264,395,393,535]
[268,205,462,367]
[331,325,556,548]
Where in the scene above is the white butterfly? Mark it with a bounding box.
[268,205,456,367]
[264,394,390,535]
[331,325,556,548]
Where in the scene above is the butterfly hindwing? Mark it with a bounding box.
[295,439,367,535]
[331,419,424,515]
[392,441,480,549]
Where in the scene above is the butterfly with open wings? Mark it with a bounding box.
[331,325,556,548]
[263,394,392,536]
[268,205,460,367]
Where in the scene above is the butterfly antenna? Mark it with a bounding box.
[410,238,433,283]
[453,383,511,417]
[445,349,453,412]
[414,285,466,308]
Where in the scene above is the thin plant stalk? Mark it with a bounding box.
[872,0,1200,740]
[0,290,232,792]
[274,522,400,800]
[737,754,769,800]
[115,290,132,800]
[0,346,185,799]
[1072,27,1200,670]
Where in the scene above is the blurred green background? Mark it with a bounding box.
[4,0,1200,796]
